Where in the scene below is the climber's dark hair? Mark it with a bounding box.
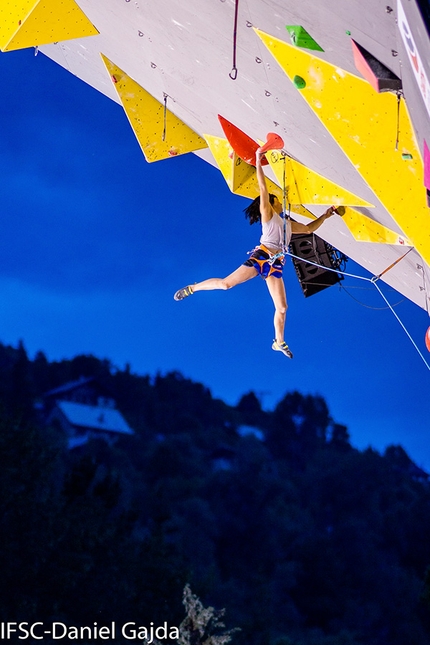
[243,194,276,225]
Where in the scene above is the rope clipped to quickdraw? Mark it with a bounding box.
[261,154,290,267]
[281,153,291,254]
[285,243,430,371]
[229,0,239,79]
[371,246,414,282]
[162,93,168,141]
[395,90,402,151]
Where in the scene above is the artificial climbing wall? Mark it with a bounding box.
[2,0,430,309]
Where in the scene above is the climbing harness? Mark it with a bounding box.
[267,250,284,266]
[272,145,429,367]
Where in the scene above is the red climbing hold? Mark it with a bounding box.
[351,39,402,93]
[425,326,430,352]
[218,115,269,166]
[218,116,284,166]
[257,132,284,155]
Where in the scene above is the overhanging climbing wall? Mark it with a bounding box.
[255,28,430,266]
[2,0,429,308]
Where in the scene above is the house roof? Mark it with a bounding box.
[237,425,264,441]
[43,376,95,398]
[56,400,133,435]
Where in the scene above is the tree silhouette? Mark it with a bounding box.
[144,585,240,645]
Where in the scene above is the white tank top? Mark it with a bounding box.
[260,214,292,252]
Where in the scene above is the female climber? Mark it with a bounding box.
[173,148,340,358]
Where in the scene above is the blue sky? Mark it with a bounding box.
[1,48,430,469]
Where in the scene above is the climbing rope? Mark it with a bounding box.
[281,154,291,253]
[417,260,430,318]
[287,247,371,282]
[284,245,430,371]
[229,0,239,79]
[372,279,430,370]
[268,130,428,365]
[339,284,405,310]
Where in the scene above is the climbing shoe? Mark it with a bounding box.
[272,340,293,359]
[174,285,194,301]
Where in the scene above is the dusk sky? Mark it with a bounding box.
[1,48,429,468]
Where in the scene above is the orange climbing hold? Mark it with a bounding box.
[425,326,430,352]
[258,132,284,155]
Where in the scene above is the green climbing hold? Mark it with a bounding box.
[286,25,324,51]
[293,75,306,89]
[402,153,413,160]
[346,30,352,35]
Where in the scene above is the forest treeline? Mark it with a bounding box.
[0,340,430,645]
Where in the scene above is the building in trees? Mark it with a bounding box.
[40,377,134,448]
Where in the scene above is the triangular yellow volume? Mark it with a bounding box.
[342,208,412,245]
[101,55,207,163]
[0,0,99,52]
[204,134,283,199]
[266,150,374,207]
[255,28,430,264]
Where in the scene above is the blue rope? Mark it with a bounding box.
[281,154,291,253]
[275,142,429,368]
[285,248,372,282]
[372,280,430,371]
[284,248,430,371]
